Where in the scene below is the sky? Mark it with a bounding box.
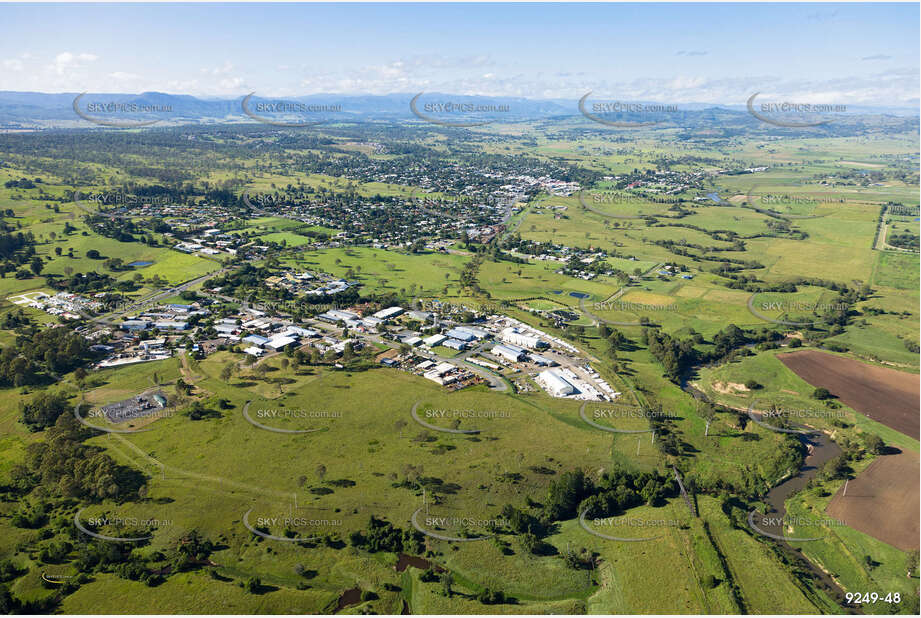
[0,2,918,106]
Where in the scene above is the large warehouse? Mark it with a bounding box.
[537,369,576,397]
[500,327,548,350]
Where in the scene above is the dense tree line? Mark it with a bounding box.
[0,327,94,388]
[347,515,424,554]
[8,414,147,501]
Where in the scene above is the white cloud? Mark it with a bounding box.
[109,71,141,81]
[49,51,98,76]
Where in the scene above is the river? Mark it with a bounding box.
[680,379,854,610]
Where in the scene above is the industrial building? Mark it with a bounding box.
[445,327,477,342]
[500,327,548,350]
[423,333,447,347]
[530,353,558,367]
[442,338,467,351]
[318,309,360,324]
[537,369,576,397]
[372,306,404,321]
[265,335,297,350]
[491,343,527,362]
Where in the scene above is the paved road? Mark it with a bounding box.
[85,264,231,327]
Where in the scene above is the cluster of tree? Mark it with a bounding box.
[0,231,34,260]
[46,271,133,293]
[347,515,424,555]
[642,328,698,380]
[0,328,94,389]
[4,177,40,189]
[499,467,679,544]
[458,257,482,294]
[0,229,40,280]
[8,414,147,502]
[1,309,31,329]
[183,400,223,420]
[888,230,920,251]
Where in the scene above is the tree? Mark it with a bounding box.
[20,391,70,431]
[812,387,832,400]
[519,531,541,554]
[698,402,717,437]
[316,464,327,482]
[440,571,454,597]
[219,363,235,382]
[175,378,192,396]
[906,550,919,578]
[863,433,886,455]
[86,249,101,259]
[29,256,43,276]
[244,576,261,593]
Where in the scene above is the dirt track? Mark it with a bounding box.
[778,350,919,439]
[825,451,920,551]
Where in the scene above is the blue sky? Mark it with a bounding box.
[0,2,917,105]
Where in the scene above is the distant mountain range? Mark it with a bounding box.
[0,91,916,129]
